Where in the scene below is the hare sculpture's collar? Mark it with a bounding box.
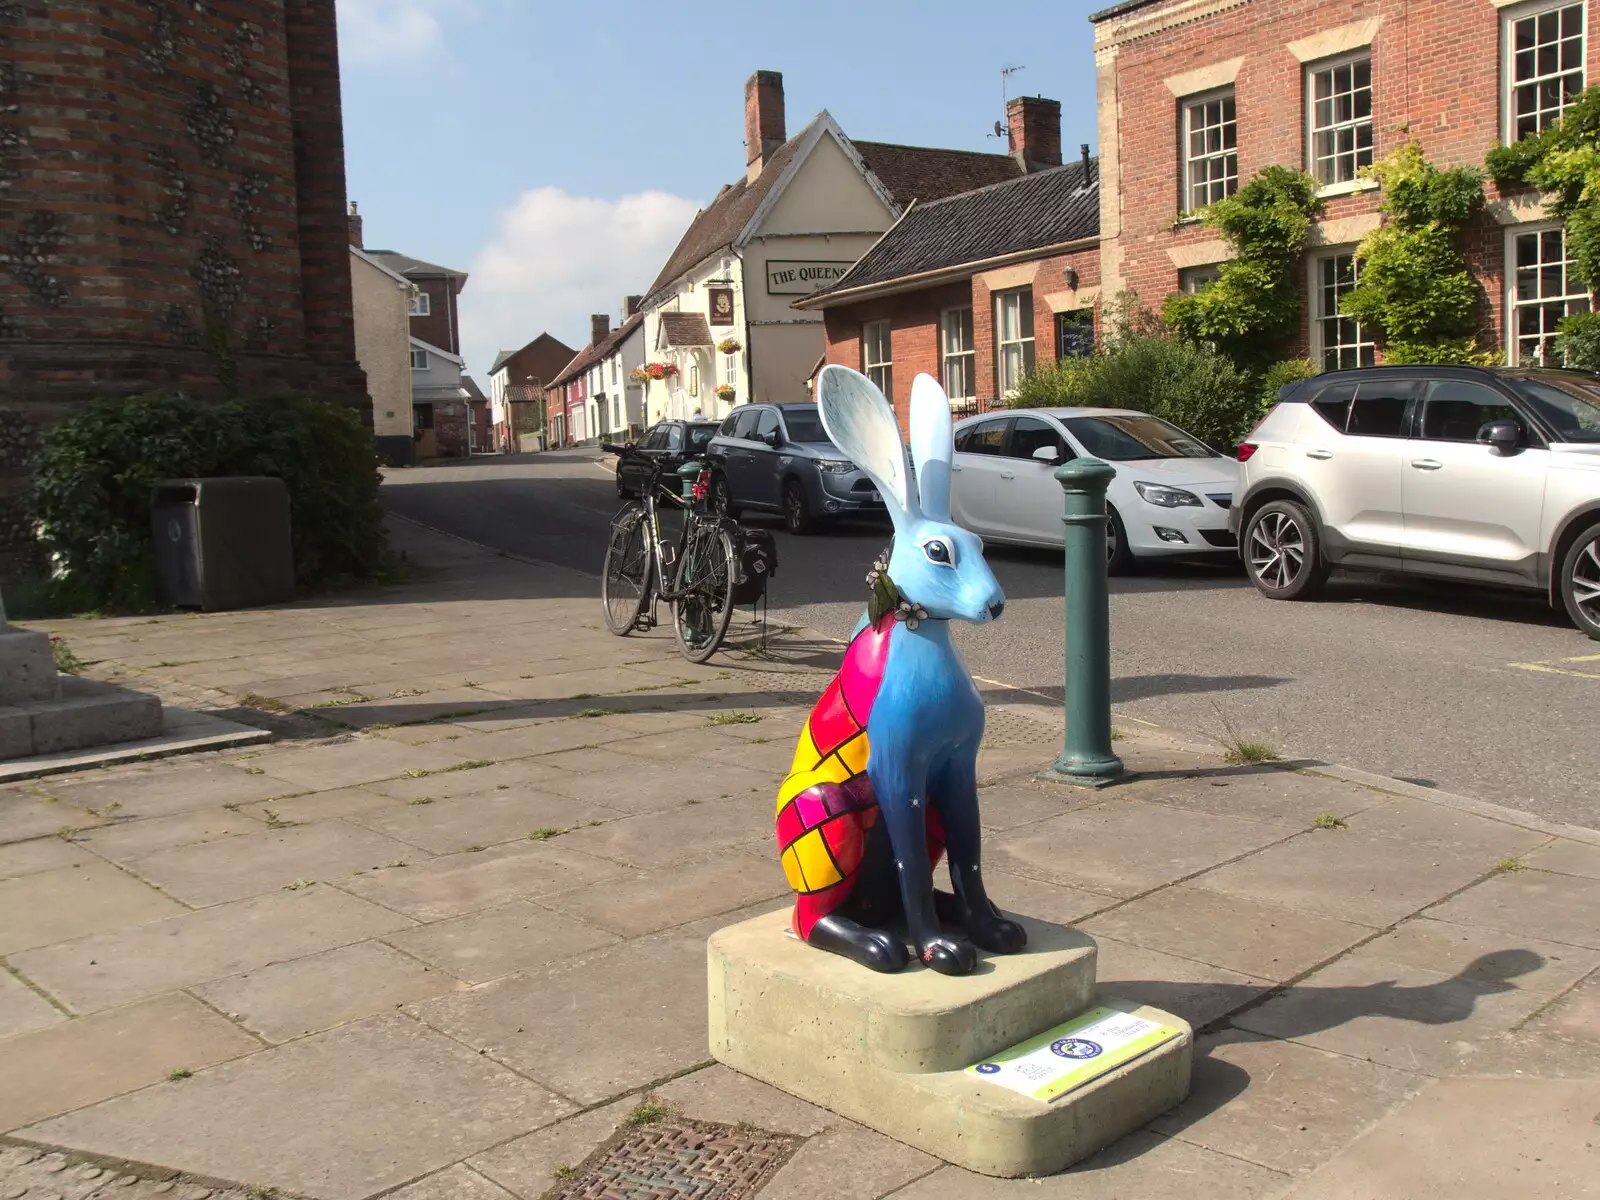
[865,550,934,630]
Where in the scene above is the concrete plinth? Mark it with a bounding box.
[0,627,60,705]
[708,908,1192,1178]
[0,675,164,758]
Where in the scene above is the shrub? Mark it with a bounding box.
[1488,86,1600,293]
[1257,358,1319,410]
[28,391,388,611]
[1554,310,1600,371]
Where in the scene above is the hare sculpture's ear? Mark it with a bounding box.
[817,364,917,530]
[908,373,954,523]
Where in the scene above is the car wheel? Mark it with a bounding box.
[1105,503,1136,576]
[1244,499,1330,600]
[784,478,815,535]
[1560,519,1600,640]
[711,474,738,519]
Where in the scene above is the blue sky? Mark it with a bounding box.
[335,0,1104,378]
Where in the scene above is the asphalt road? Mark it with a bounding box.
[384,450,1600,831]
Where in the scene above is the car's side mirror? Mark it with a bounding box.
[1032,445,1061,464]
[763,430,781,448]
[1479,419,1522,453]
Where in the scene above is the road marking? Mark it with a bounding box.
[1508,653,1600,680]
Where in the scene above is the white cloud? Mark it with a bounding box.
[461,187,699,378]
[336,0,448,65]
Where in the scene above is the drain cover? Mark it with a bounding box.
[546,1120,799,1199]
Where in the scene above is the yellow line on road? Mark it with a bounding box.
[1508,660,1600,679]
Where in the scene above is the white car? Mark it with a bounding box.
[949,408,1240,571]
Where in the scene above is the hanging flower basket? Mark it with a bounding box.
[630,362,680,383]
[716,338,742,354]
[714,384,736,400]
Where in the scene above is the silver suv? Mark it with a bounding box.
[1231,366,1600,639]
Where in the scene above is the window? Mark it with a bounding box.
[412,403,434,430]
[1055,309,1094,359]
[1309,382,1358,431]
[641,424,667,450]
[1061,414,1215,460]
[1510,225,1592,364]
[1009,416,1071,462]
[1418,380,1521,443]
[723,349,740,383]
[1506,1,1586,142]
[995,289,1034,395]
[863,320,892,397]
[1308,54,1373,186]
[410,346,428,370]
[954,417,1010,455]
[665,424,685,451]
[614,397,622,429]
[1180,265,1222,294]
[1507,374,1600,441]
[940,307,975,401]
[730,408,761,439]
[1183,89,1238,212]
[782,408,827,443]
[753,409,779,445]
[1312,251,1376,371]
[408,291,430,317]
[1346,384,1415,437]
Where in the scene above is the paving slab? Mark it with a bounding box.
[995,799,1288,898]
[1278,1077,1600,1199]
[980,870,1119,928]
[652,1064,833,1137]
[412,930,709,1105]
[244,738,481,792]
[0,791,100,844]
[888,1128,1291,1199]
[194,940,462,1043]
[1135,766,1387,828]
[38,762,288,820]
[340,841,628,922]
[0,992,260,1131]
[0,862,185,955]
[466,1100,635,1198]
[1150,1028,1425,1176]
[1426,869,1600,950]
[125,820,424,906]
[74,808,260,862]
[555,794,770,869]
[232,785,400,824]
[21,1013,575,1200]
[757,1120,938,1200]
[1081,884,1376,983]
[1233,951,1563,1076]
[1525,837,1600,879]
[1091,934,1270,1030]
[1355,916,1600,995]
[973,779,1098,832]
[350,788,627,855]
[1496,968,1600,1077]
[384,901,618,983]
[525,746,652,776]
[0,834,92,880]
[1195,830,1493,928]
[538,851,786,937]
[1345,795,1550,859]
[382,1164,516,1200]
[0,968,63,1038]
[361,758,570,804]
[11,885,415,1013]
[537,760,775,814]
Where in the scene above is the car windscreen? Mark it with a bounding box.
[687,425,717,451]
[781,408,830,444]
[1060,414,1216,460]
[1507,375,1600,442]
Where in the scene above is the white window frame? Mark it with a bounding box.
[1308,248,1376,372]
[940,306,975,403]
[1179,265,1223,294]
[1502,0,1587,145]
[410,346,428,370]
[1505,221,1594,365]
[408,290,430,317]
[722,349,740,383]
[1182,86,1238,214]
[1306,50,1375,191]
[863,320,892,398]
[995,288,1035,397]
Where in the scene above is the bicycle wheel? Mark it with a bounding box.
[602,503,651,636]
[672,522,737,664]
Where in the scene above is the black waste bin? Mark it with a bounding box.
[151,477,295,611]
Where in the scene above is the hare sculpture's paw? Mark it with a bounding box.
[918,935,979,976]
[966,913,1028,955]
[810,914,910,974]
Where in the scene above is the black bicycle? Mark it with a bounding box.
[600,444,737,664]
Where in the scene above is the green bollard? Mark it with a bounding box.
[1038,457,1125,787]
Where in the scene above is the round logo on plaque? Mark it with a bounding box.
[1050,1038,1102,1059]
[167,520,182,542]
[975,1063,1001,1075]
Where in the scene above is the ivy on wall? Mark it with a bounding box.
[1162,166,1324,370]
[1337,143,1492,365]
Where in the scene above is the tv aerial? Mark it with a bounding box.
[988,64,1026,139]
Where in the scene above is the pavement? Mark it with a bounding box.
[0,515,1597,1200]
[383,449,1600,830]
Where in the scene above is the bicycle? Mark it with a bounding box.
[600,443,738,664]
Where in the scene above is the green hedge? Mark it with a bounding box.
[28,392,390,612]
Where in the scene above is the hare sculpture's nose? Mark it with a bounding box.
[988,600,1005,621]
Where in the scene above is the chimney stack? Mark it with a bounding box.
[590,313,611,346]
[347,200,363,248]
[1007,96,1062,173]
[744,70,786,184]
[624,295,642,317]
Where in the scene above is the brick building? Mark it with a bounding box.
[0,0,369,556]
[799,99,1100,432]
[1090,0,1598,369]
[488,332,577,453]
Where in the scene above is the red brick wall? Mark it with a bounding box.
[408,277,462,355]
[1101,0,1600,361]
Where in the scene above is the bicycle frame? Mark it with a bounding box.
[637,465,714,606]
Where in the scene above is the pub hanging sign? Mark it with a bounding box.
[766,260,854,295]
[708,286,735,326]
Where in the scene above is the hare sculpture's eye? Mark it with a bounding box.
[922,538,956,568]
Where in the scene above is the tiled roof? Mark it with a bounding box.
[806,159,1099,302]
[548,311,645,388]
[490,333,579,378]
[461,375,487,403]
[363,250,469,279]
[853,142,1022,206]
[658,312,713,348]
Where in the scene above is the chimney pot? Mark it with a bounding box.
[744,70,786,184]
[625,295,643,317]
[1081,143,1091,176]
[590,313,611,346]
[1006,95,1063,173]
[347,199,363,249]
